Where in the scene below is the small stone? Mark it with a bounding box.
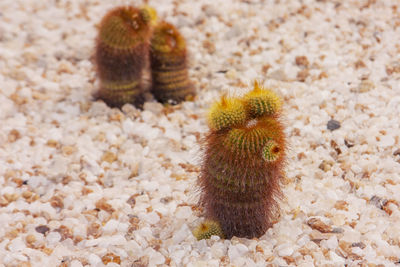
[50,195,64,209]
[379,135,395,147]
[277,244,294,257]
[127,194,137,208]
[370,195,386,209]
[327,119,341,131]
[351,242,366,249]
[393,148,400,156]
[297,69,309,82]
[307,218,332,233]
[8,129,21,142]
[35,225,50,235]
[95,198,115,213]
[102,252,121,265]
[101,151,117,163]
[268,69,287,81]
[295,56,309,67]
[358,80,374,93]
[87,223,102,238]
[228,244,249,262]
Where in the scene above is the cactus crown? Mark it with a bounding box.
[140,5,158,26]
[244,80,282,117]
[192,220,224,240]
[207,95,248,131]
[151,21,186,54]
[99,6,152,49]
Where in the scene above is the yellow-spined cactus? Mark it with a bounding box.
[192,220,224,240]
[198,81,286,239]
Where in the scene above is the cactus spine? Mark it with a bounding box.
[198,81,286,239]
[150,21,195,104]
[95,6,156,108]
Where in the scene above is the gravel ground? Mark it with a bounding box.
[1,0,400,266]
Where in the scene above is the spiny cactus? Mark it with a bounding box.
[244,81,282,117]
[192,220,224,240]
[95,6,156,108]
[198,81,286,239]
[207,95,247,131]
[150,21,195,104]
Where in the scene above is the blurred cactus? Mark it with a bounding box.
[198,81,286,239]
[192,220,224,240]
[150,21,195,104]
[95,6,156,108]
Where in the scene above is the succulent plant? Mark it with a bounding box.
[198,81,286,239]
[150,21,195,104]
[192,220,224,240]
[95,6,156,108]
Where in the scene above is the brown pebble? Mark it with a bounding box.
[307,218,332,233]
[127,194,137,208]
[50,195,64,209]
[334,200,348,211]
[132,256,149,267]
[56,225,73,241]
[295,55,309,67]
[35,225,50,235]
[101,151,117,163]
[8,129,21,142]
[393,148,400,156]
[95,198,115,213]
[297,69,309,82]
[202,40,216,54]
[87,222,102,238]
[102,252,121,264]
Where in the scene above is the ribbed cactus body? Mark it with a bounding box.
[95,6,154,108]
[198,82,286,239]
[150,22,195,103]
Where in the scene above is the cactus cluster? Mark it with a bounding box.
[95,5,194,108]
[198,81,286,239]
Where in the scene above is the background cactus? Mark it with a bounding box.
[95,6,156,108]
[150,21,195,104]
[198,81,286,239]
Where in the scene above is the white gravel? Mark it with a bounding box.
[1,0,400,266]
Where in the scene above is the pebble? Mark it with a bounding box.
[327,119,341,131]
[228,244,249,261]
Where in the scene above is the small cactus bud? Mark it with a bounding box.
[95,6,154,108]
[192,220,224,240]
[207,96,247,131]
[244,80,282,117]
[150,21,195,104]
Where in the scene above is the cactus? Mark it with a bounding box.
[192,220,224,240]
[207,95,248,131]
[95,6,156,108]
[198,81,286,239]
[150,21,195,104]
